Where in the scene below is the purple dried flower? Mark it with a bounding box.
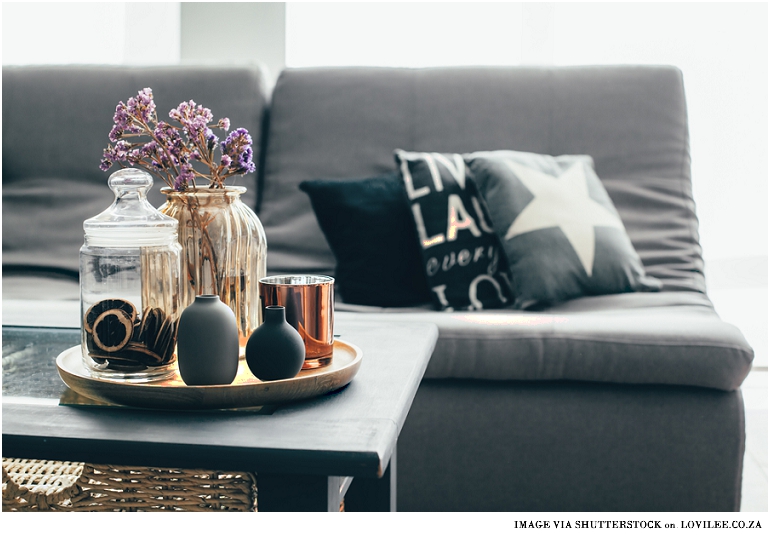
[187,116,206,137]
[100,140,132,170]
[171,100,212,123]
[157,152,171,167]
[153,121,172,140]
[240,146,255,173]
[141,141,158,158]
[205,129,219,152]
[171,100,215,140]
[127,88,155,124]
[174,162,195,191]
[198,106,213,123]
[101,147,115,164]
[108,125,123,142]
[169,101,192,128]
[113,140,130,160]
[102,89,255,190]
[127,149,142,164]
[168,100,189,122]
[220,128,255,174]
[154,121,185,161]
[113,103,130,129]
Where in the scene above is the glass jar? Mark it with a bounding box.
[80,169,182,382]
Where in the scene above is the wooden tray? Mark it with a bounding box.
[56,340,362,410]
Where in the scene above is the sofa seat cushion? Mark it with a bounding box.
[336,291,753,391]
[2,272,80,301]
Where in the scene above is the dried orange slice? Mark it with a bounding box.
[91,309,134,353]
[84,298,137,333]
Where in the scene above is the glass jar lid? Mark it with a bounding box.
[84,168,178,247]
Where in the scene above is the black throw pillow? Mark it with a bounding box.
[299,173,432,307]
[394,149,512,311]
[466,150,661,309]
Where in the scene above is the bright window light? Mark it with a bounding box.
[286,2,524,67]
[2,2,180,65]
[551,3,768,262]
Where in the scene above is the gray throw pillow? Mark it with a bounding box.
[466,150,661,309]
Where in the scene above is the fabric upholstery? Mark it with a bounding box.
[398,379,745,511]
[260,66,704,295]
[2,65,268,276]
[336,290,754,392]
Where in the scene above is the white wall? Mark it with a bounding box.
[2,2,181,65]
[180,2,285,85]
[287,3,524,67]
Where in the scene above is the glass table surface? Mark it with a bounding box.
[3,326,80,401]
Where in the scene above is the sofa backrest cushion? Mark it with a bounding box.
[2,65,268,275]
[259,66,705,294]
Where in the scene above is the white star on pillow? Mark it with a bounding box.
[503,160,625,277]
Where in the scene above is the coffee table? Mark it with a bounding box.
[2,317,438,511]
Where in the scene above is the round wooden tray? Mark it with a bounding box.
[56,340,362,410]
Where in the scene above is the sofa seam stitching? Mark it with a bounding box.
[435,334,753,352]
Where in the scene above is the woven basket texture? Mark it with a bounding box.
[2,458,258,511]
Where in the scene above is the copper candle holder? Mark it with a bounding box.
[258,275,334,369]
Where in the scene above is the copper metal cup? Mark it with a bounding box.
[258,275,335,369]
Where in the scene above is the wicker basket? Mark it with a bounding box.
[2,458,257,511]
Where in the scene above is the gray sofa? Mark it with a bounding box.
[2,64,754,511]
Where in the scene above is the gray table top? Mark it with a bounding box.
[2,318,438,479]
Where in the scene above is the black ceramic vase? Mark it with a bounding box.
[245,306,306,381]
[177,295,239,386]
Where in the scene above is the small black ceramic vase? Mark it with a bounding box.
[177,295,239,386]
[246,306,306,381]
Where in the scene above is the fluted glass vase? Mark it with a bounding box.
[160,187,267,349]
